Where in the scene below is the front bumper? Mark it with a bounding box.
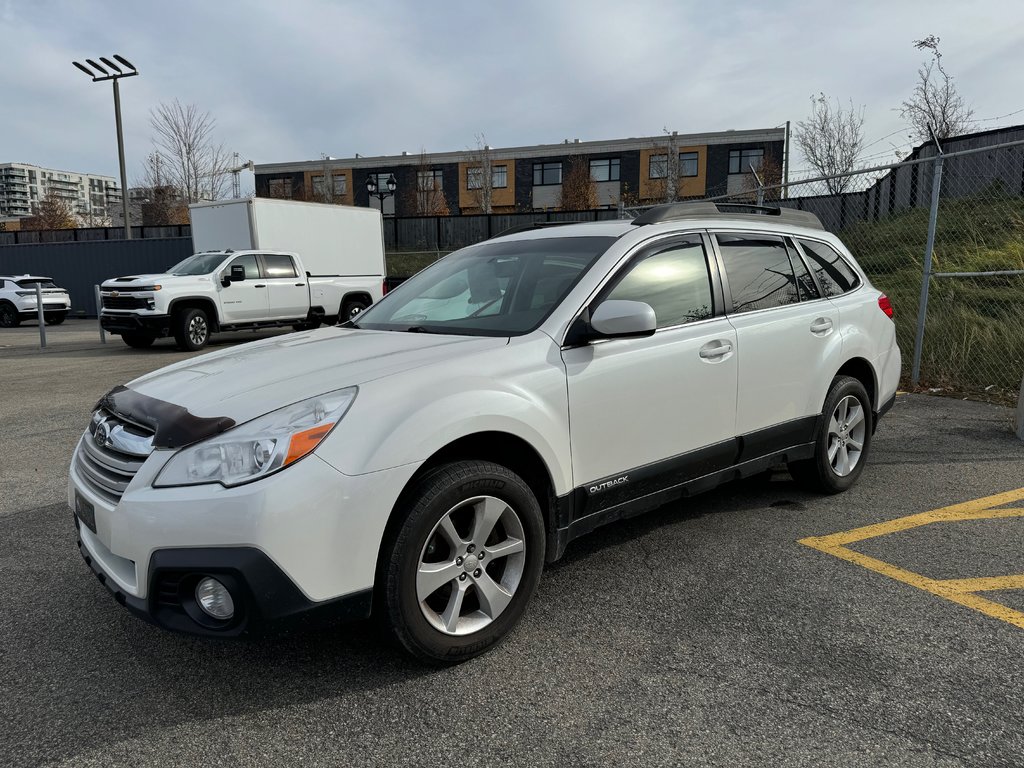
[100,312,171,336]
[16,300,70,317]
[74,519,372,636]
[69,435,419,636]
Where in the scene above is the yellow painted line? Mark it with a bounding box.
[799,487,1024,630]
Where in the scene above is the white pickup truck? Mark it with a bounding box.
[100,198,386,350]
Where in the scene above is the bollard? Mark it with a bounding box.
[94,284,106,344]
[35,281,46,349]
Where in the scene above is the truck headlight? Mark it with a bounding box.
[153,387,357,488]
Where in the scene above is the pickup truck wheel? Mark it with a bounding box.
[174,307,210,351]
[788,375,873,494]
[0,303,20,328]
[382,460,545,664]
[122,333,155,349]
[341,299,368,321]
[44,312,67,325]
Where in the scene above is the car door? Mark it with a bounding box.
[219,253,268,323]
[713,231,842,448]
[562,233,739,497]
[261,253,309,320]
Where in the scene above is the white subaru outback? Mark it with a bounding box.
[70,202,900,662]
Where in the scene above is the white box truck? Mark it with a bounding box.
[99,198,386,350]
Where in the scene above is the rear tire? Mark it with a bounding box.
[788,375,873,494]
[0,303,20,328]
[341,299,369,322]
[44,312,67,325]
[173,307,210,351]
[122,333,155,349]
[381,460,545,664]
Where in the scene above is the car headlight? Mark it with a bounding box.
[153,387,357,488]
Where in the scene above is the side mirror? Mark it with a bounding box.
[588,300,657,340]
[228,265,246,284]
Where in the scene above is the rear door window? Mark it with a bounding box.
[796,239,860,297]
[261,254,298,278]
[715,233,800,313]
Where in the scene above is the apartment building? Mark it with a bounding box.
[0,163,122,224]
[254,127,786,216]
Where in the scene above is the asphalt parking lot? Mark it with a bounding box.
[2,320,1024,767]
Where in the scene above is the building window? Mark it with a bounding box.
[333,175,347,196]
[649,155,667,179]
[311,175,326,197]
[418,169,443,191]
[729,148,764,174]
[268,178,293,198]
[311,174,346,198]
[590,158,620,182]
[679,152,699,177]
[533,162,562,186]
[467,165,507,189]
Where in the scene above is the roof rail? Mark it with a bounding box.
[491,221,575,239]
[631,201,823,230]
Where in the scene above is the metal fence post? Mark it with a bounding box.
[910,153,944,386]
[35,282,46,348]
[94,284,106,344]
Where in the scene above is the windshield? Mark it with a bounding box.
[168,253,230,275]
[354,236,615,336]
[15,279,57,289]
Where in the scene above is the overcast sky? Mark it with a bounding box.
[2,0,1022,188]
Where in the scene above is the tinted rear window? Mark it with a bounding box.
[797,239,860,296]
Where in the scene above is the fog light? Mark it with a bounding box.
[195,577,234,620]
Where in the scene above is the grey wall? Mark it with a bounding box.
[0,238,194,318]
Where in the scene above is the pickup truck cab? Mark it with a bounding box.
[100,249,382,350]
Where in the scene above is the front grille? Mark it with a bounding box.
[75,410,154,504]
[102,295,148,310]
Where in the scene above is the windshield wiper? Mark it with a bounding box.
[404,326,438,333]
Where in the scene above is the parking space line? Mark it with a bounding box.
[799,488,1024,630]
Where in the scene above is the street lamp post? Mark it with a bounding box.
[72,55,138,239]
[365,173,397,216]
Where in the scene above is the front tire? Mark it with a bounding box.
[381,461,545,664]
[0,303,20,328]
[789,375,873,494]
[122,333,155,349]
[173,307,210,351]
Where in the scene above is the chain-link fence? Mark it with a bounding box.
[624,139,1024,405]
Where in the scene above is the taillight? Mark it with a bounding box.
[878,294,893,319]
[382,279,389,296]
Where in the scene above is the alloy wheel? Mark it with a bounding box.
[416,495,526,636]
[827,394,866,476]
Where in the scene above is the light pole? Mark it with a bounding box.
[365,173,397,215]
[72,55,138,239]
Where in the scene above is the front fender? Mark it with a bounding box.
[316,364,573,495]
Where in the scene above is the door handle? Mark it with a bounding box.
[253,284,266,288]
[699,340,733,360]
[294,283,306,287]
[810,318,833,335]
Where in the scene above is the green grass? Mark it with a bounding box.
[841,196,1024,398]
[386,251,448,278]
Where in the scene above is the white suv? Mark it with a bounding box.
[69,202,900,662]
[0,274,72,327]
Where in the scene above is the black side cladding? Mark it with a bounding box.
[95,385,236,449]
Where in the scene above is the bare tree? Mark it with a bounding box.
[21,191,77,230]
[465,134,495,213]
[150,100,232,203]
[403,151,450,216]
[132,151,188,225]
[794,94,865,193]
[559,155,597,210]
[742,152,784,201]
[900,35,974,141]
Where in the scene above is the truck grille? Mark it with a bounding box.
[102,295,148,310]
[75,410,155,504]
